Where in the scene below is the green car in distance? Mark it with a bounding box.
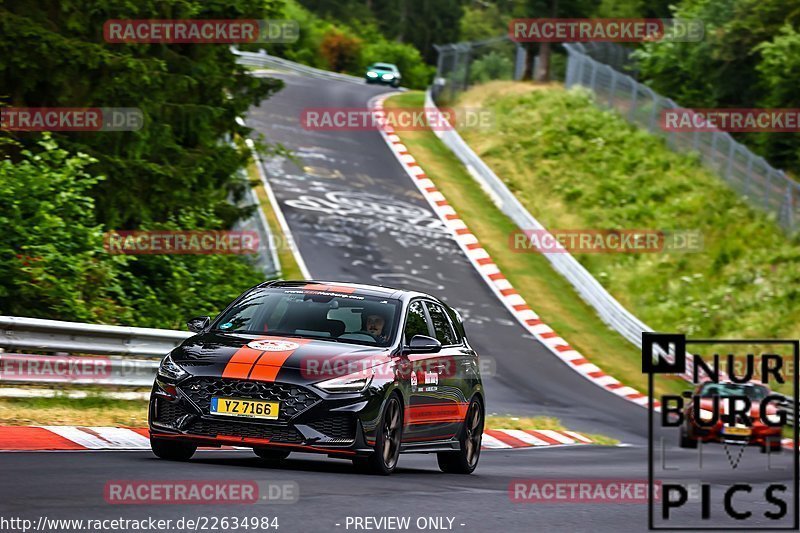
[365,63,401,87]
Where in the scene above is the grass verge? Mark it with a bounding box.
[248,158,305,280]
[455,81,800,396]
[385,90,685,398]
[0,396,149,426]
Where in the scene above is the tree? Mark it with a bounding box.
[0,0,284,229]
[634,0,800,174]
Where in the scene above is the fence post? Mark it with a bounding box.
[709,131,718,168]
[784,183,794,232]
[608,69,617,107]
[574,53,586,87]
[647,89,658,131]
[725,137,736,179]
[588,58,598,91]
[744,153,753,200]
[765,171,772,212]
[514,44,527,81]
[628,79,637,120]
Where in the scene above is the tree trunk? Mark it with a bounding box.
[533,0,558,81]
[534,42,550,81]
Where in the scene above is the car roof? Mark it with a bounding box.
[257,280,440,302]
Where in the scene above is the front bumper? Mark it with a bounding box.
[148,376,381,456]
[689,421,781,446]
[365,76,398,85]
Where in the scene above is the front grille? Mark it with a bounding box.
[187,419,303,443]
[307,416,355,441]
[178,377,320,420]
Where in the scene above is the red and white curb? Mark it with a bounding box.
[483,429,594,449]
[0,426,597,451]
[370,94,658,411]
[0,426,152,451]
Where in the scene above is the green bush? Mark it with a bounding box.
[470,51,513,84]
[0,136,263,329]
[264,0,433,89]
[633,0,800,176]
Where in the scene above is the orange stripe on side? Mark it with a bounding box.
[249,338,312,382]
[407,402,469,424]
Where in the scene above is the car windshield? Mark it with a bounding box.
[212,287,401,347]
[699,383,769,401]
[370,63,396,72]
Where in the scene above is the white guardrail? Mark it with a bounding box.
[232,48,367,85]
[0,316,191,387]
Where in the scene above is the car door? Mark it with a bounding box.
[399,300,435,442]
[402,299,465,442]
[419,300,469,440]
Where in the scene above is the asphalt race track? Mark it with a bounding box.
[0,72,795,533]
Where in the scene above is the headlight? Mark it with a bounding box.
[367,71,378,78]
[765,410,784,425]
[316,372,373,393]
[381,73,394,80]
[698,408,714,421]
[158,354,187,380]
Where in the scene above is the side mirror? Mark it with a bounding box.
[406,335,442,354]
[187,316,211,333]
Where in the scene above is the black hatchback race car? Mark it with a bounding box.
[149,280,485,474]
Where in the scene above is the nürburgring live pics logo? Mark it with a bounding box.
[644,332,799,530]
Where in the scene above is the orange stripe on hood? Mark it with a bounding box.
[222,337,311,381]
[249,338,311,381]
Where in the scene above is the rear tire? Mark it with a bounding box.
[150,438,196,461]
[437,397,483,474]
[761,437,783,453]
[679,425,697,449]
[254,448,291,461]
[352,394,403,475]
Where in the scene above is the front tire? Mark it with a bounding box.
[679,425,698,449]
[437,397,483,474]
[150,438,196,461]
[353,394,403,475]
